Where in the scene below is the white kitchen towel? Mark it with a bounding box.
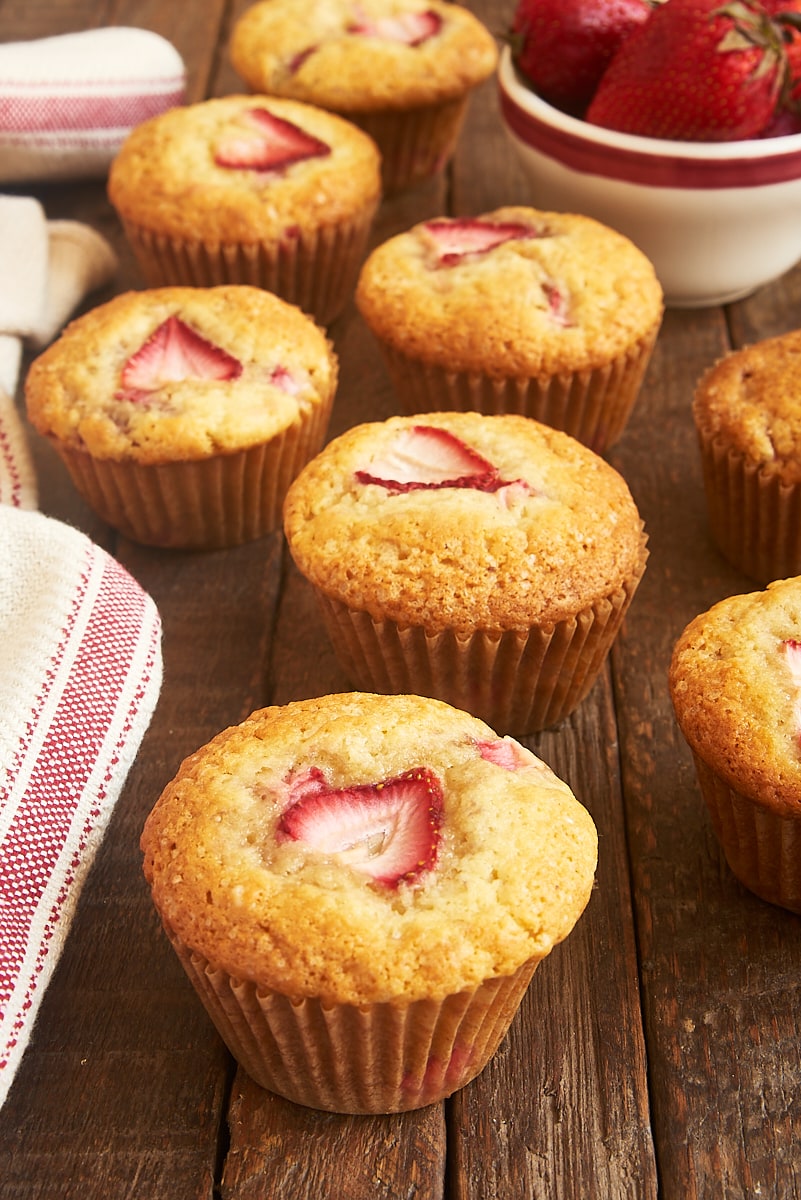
[0,194,118,510]
[0,507,163,1110]
[0,27,186,184]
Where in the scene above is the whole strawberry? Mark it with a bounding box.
[586,0,796,141]
[510,0,655,116]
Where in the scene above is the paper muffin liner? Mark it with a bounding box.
[163,922,539,1113]
[311,567,645,734]
[51,399,332,550]
[691,753,801,914]
[695,428,801,583]
[347,96,468,193]
[372,325,659,454]
[119,208,377,326]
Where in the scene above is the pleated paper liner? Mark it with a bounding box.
[373,325,659,454]
[165,923,540,1114]
[312,568,646,735]
[696,430,801,583]
[51,401,332,550]
[691,754,801,914]
[346,95,468,194]
[120,208,377,326]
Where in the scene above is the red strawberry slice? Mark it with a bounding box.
[117,315,242,400]
[277,766,444,887]
[423,217,537,267]
[214,107,330,172]
[269,364,303,394]
[355,424,508,492]
[475,737,533,770]
[347,7,443,45]
[783,638,801,739]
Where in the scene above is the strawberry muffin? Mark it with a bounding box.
[283,412,648,733]
[107,94,381,325]
[141,691,598,1112]
[692,328,801,583]
[670,577,801,913]
[229,0,498,192]
[355,207,663,453]
[25,285,338,549]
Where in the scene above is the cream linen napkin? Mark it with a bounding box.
[0,193,118,510]
[0,27,186,184]
[0,189,163,1107]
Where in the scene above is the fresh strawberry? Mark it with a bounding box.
[117,315,242,401]
[277,766,444,887]
[586,0,796,141]
[347,6,443,45]
[355,424,529,495]
[422,217,536,267]
[762,0,801,108]
[214,107,330,171]
[510,0,655,116]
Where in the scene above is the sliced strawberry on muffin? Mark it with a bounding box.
[214,106,331,171]
[277,764,444,887]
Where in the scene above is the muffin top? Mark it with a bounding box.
[669,577,801,816]
[107,94,381,242]
[355,206,664,377]
[283,411,648,633]
[141,692,598,1004]
[25,286,338,464]
[692,329,801,483]
[229,0,498,112]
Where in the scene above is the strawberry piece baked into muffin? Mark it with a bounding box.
[107,94,381,325]
[141,691,598,1112]
[283,412,648,733]
[670,577,801,914]
[25,285,338,549]
[692,328,801,583]
[355,206,663,453]
[229,0,498,192]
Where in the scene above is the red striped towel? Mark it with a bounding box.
[0,27,186,183]
[0,508,162,1109]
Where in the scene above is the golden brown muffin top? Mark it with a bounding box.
[692,329,801,483]
[354,206,664,377]
[669,577,801,816]
[25,286,337,464]
[108,94,381,242]
[230,0,498,112]
[283,411,648,633]
[141,692,598,1004]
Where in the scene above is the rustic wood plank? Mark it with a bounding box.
[450,688,657,1200]
[612,281,801,1200]
[222,1075,447,1200]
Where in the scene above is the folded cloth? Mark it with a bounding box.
[0,507,163,1110]
[0,194,118,510]
[0,27,186,184]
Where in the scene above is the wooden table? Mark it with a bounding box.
[2,2,801,1197]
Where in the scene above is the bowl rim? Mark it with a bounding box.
[498,45,801,186]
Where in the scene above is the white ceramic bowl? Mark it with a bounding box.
[498,46,801,307]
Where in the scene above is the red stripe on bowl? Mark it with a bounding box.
[499,88,801,189]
